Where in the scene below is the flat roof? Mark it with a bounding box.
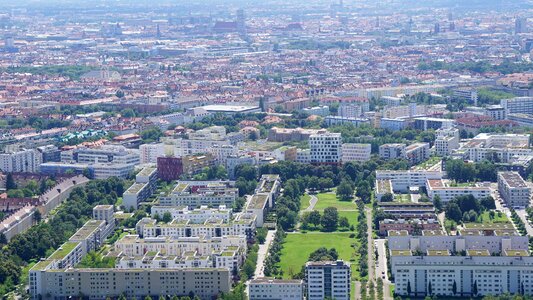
[248,194,269,209]
[49,242,79,260]
[201,104,259,112]
[503,249,529,257]
[427,249,450,256]
[422,230,445,236]
[467,249,490,256]
[70,220,104,241]
[391,250,412,256]
[499,172,528,188]
[388,230,408,236]
[125,182,147,195]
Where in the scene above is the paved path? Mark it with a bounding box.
[516,209,533,236]
[254,229,276,278]
[365,207,375,298]
[300,193,318,214]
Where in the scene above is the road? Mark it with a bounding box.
[364,207,374,298]
[254,229,276,278]
[375,239,393,300]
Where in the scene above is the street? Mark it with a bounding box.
[364,207,374,298]
[516,209,533,236]
[375,239,393,300]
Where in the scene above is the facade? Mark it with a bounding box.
[151,205,232,223]
[501,97,533,114]
[435,128,460,156]
[426,179,491,203]
[379,143,406,160]
[405,143,430,165]
[30,267,230,300]
[157,156,183,181]
[309,133,342,164]
[158,181,237,208]
[376,170,444,193]
[497,171,531,207]
[123,166,159,209]
[249,278,304,300]
[341,143,371,163]
[0,148,40,173]
[305,261,351,300]
[138,213,256,240]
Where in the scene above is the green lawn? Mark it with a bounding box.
[478,211,510,223]
[278,232,361,280]
[314,193,356,211]
[299,194,312,211]
[338,210,359,228]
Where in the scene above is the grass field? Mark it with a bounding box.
[299,194,312,210]
[338,210,359,228]
[478,211,510,223]
[278,232,361,280]
[314,192,356,211]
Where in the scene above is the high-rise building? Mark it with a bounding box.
[515,17,528,34]
[435,128,460,156]
[309,133,342,164]
[305,261,351,300]
[236,9,246,34]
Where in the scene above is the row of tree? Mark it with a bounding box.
[263,230,285,277]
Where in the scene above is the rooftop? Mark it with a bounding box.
[466,249,490,256]
[49,242,79,260]
[391,250,412,256]
[427,249,450,256]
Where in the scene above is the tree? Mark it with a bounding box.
[407,281,412,295]
[144,296,152,300]
[308,210,321,228]
[5,173,16,190]
[33,210,42,223]
[321,207,338,231]
[428,281,432,295]
[338,216,350,228]
[336,180,354,201]
[121,108,136,118]
[472,280,478,296]
[162,212,172,223]
[452,280,457,295]
[116,90,125,98]
[0,233,6,245]
[433,195,442,212]
[445,202,462,223]
[380,193,394,202]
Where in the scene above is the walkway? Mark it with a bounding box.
[365,207,375,297]
[254,229,276,278]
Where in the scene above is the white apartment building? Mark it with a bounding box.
[426,179,491,203]
[379,143,406,160]
[338,103,364,118]
[158,181,238,208]
[115,234,247,257]
[501,97,533,114]
[435,128,460,156]
[498,171,531,207]
[249,278,304,300]
[341,143,371,163]
[391,254,533,297]
[207,144,238,165]
[406,143,430,165]
[485,105,506,120]
[150,205,232,223]
[306,261,351,300]
[309,133,342,164]
[376,170,444,193]
[74,145,139,165]
[137,212,256,240]
[0,148,40,173]
[139,143,166,164]
[458,133,532,163]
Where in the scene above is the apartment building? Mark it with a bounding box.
[123,166,159,209]
[0,148,41,172]
[435,128,460,156]
[426,179,491,203]
[305,261,351,300]
[246,175,281,227]
[341,143,371,163]
[226,155,255,179]
[30,267,230,300]
[498,171,531,207]
[455,133,532,163]
[309,133,342,164]
[151,205,232,223]
[249,278,304,300]
[405,143,430,165]
[389,235,533,297]
[379,218,441,235]
[379,143,406,160]
[137,212,256,240]
[501,96,533,114]
[115,234,247,257]
[158,181,237,208]
[376,170,444,193]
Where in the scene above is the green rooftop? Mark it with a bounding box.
[49,242,79,260]
[391,250,412,256]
